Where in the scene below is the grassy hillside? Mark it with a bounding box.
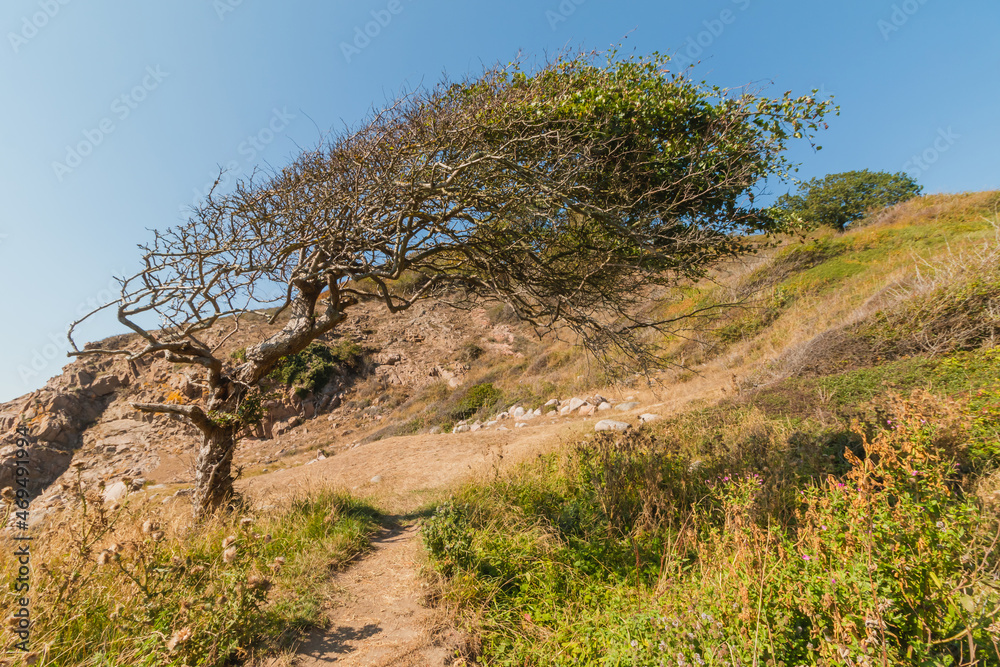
[422,192,1000,665]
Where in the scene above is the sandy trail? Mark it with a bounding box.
[248,418,596,665]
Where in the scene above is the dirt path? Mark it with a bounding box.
[290,521,455,666]
[244,412,644,665]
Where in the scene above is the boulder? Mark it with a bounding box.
[90,374,126,397]
[578,405,596,417]
[103,481,129,504]
[638,413,663,424]
[597,402,613,412]
[544,399,560,408]
[512,406,526,418]
[595,420,630,433]
[559,405,573,416]
[567,397,586,412]
[615,401,640,412]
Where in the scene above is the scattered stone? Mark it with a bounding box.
[578,405,596,417]
[515,422,527,429]
[102,481,128,504]
[453,424,471,434]
[597,402,612,412]
[638,413,663,424]
[559,405,573,416]
[512,406,526,418]
[595,420,630,433]
[568,397,586,412]
[370,475,382,484]
[615,402,640,412]
[544,399,560,407]
[470,424,481,432]
[532,408,542,417]
[428,426,443,435]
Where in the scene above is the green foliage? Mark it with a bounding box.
[269,340,364,397]
[0,489,380,666]
[425,386,1000,665]
[452,382,504,421]
[775,169,922,231]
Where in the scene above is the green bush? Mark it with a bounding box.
[269,340,364,396]
[451,382,504,421]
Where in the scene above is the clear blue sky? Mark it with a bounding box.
[1,0,998,402]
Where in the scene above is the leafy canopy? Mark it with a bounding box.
[775,169,922,231]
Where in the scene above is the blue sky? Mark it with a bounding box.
[1,0,998,402]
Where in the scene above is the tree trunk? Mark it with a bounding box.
[193,423,237,516]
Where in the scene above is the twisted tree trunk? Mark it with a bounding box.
[193,422,237,513]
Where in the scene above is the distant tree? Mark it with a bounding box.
[68,50,833,517]
[774,169,922,231]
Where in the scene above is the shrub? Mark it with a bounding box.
[269,340,365,396]
[451,383,504,421]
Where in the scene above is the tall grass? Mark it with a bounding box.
[0,486,380,666]
[424,380,1000,665]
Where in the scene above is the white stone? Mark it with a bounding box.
[533,408,542,416]
[370,475,382,484]
[615,401,640,412]
[595,420,630,432]
[103,481,128,504]
[453,424,471,433]
[568,397,586,412]
[512,406,526,418]
[515,422,527,429]
[638,413,662,424]
[559,405,573,416]
[544,399,560,407]
[597,402,613,411]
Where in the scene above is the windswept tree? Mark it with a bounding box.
[68,51,834,516]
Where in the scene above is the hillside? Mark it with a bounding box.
[2,191,999,665]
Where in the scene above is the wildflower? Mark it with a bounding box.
[221,535,236,549]
[190,565,206,575]
[695,654,705,665]
[150,530,165,542]
[631,639,638,648]
[270,556,286,573]
[166,626,192,651]
[1,487,16,503]
[936,521,945,529]
[23,653,39,666]
[223,546,237,563]
[659,641,668,651]
[802,555,811,561]
[142,520,159,534]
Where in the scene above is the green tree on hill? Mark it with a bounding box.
[776,169,922,231]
